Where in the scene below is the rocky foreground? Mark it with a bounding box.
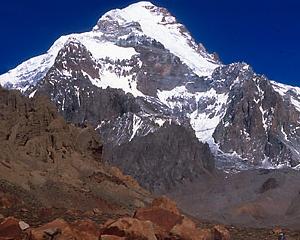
[0,196,228,240]
[1,196,300,240]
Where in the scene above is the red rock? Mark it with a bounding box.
[101,217,157,240]
[30,218,72,240]
[170,217,213,240]
[134,206,183,232]
[31,218,100,240]
[151,196,180,215]
[272,226,283,235]
[71,219,101,240]
[0,217,25,240]
[213,225,230,240]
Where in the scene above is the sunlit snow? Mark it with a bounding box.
[97,1,220,77]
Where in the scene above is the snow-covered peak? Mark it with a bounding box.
[271,81,300,112]
[0,1,220,93]
[97,1,171,25]
[94,1,220,77]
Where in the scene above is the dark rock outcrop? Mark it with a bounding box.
[31,40,141,126]
[104,123,214,190]
[213,64,300,166]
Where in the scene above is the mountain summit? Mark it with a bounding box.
[0,1,218,94]
[93,1,219,76]
[1,1,300,187]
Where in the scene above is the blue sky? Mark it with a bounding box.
[1,0,299,86]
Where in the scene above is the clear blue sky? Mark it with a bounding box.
[1,0,299,86]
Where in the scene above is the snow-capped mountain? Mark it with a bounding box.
[0,1,218,93]
[1,1,300,183]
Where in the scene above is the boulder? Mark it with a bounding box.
[101,217,157,240]
[71,219,101,240]
[213,225,230,240]
[19,220,30,231]
[134,206,182,232]
[0,217,25,240]
[272,226,283,235]
[151,196,180,215]
[170,217,213,240]
[31,218,100,240]
[30,219,72,240]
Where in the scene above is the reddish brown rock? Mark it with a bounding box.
[213,225,230,240]
[109,166,143,190]
[101,217,157,240]
[30,218,100,240]
[134,206,183,232]
[151,196,180,215]
[0,217,25,240]
[0,87,151,219]
[272,226,283,235]
[170,217,213,240]
[30,218,72,240]
[71,219,101,240]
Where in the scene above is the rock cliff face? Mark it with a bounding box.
[104,123,214,190]
[1,1,300,175]
[32,40,141,126]
[213,65,300,166]
[27,39,215,190]
[0,87,150,225]
[0,86,102,164]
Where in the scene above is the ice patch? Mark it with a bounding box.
[157,86,228,146]
[272,81,300,112]
[129,114,143,141]
[29,89,37,98]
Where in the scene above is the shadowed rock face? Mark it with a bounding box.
[104,123,215,191]
[259,178,279,193]
[32,40,141,126]
[213,68,300,166]
[134,42,200,97]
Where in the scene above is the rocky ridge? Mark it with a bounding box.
[0,86,151,225]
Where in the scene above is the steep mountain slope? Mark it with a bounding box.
[0,86,151,225]
[26,37,215,189]
[0,1,300,178]
[104,123,214,191]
